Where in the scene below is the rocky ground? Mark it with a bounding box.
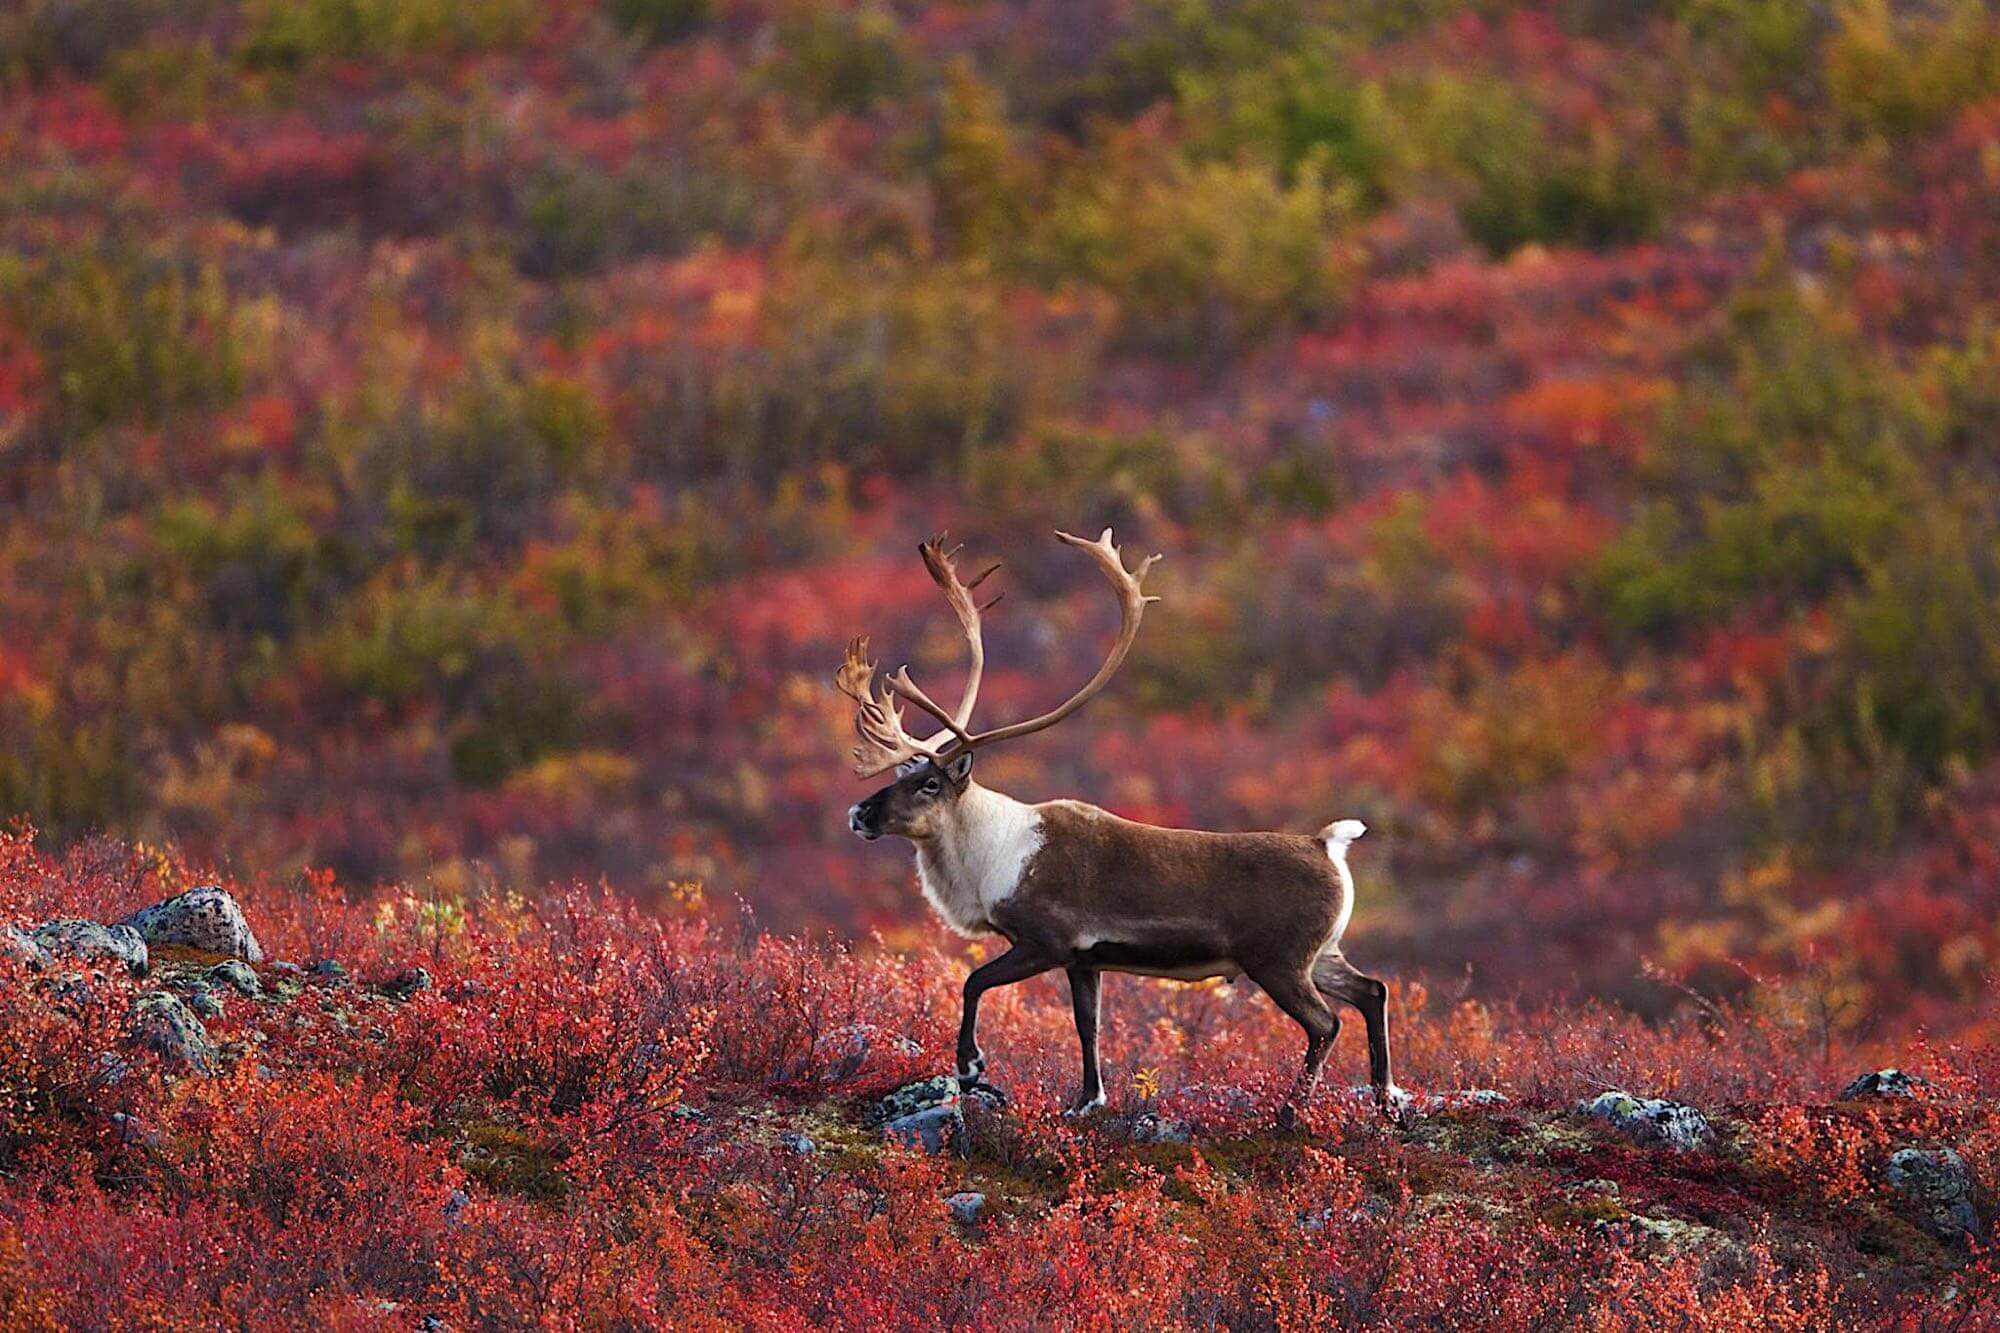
[3,877,1995,1327]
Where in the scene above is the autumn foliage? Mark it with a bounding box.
[1,832,1997,1327]
[7,0,2000,1322]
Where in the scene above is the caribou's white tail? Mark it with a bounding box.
[1318,819,1367,861]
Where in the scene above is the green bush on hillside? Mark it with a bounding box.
[5,250,243,437]
[238,0,537,70]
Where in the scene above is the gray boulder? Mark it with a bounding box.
[883,1103,963,1154]
[779,1133,817,1154]
[1842,1069,1928,1100]
[1127,1112,1193,1145]
[206,960,262,997]
[131,989,218,1075]
[381,966,431,1000]
[947,1191,987,1224]
[1885,1148,1982,1242]
[2,926,50,970]
[120,886,263,962]
[1579,1090,1711,1151]
[109,1111,163,1149]
[183,981,225,1020]
[34,920,148,976]
[864,1076,959,1128]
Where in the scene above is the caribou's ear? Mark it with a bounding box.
[946,751,975,783]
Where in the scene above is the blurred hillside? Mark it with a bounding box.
[6,0,2000,1029]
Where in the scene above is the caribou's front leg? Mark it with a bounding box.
[956,945,1057,1091]
[1064,966,1106,1114]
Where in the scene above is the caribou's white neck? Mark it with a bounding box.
[913,782,1044,938]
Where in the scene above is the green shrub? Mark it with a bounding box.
[312,572,580,786]
[1828,498,2000,781]
[101,38,230,121]
[624,255,1039,486]
[513,154,755,279]
[1413,75,1664,255]
[1031,145,1354,354]
[1178,52,1402,204]
[606,0,711,45]
[1593,279,1930,638]
[1824,0,2000,143]
[325,356,609,560]
[238,0,536,70]
[967,425,1236,532]
[1676,0,1824,94]
[1032,0,1324,132]
[6,251,243,436]
[154,476,327,645]
[0,0,169,86]
[931,62,1028,260]
[769,4,911,115]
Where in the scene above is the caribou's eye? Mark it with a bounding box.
[920,777,942,797]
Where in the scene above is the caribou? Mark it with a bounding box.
[839,530,1395,1127]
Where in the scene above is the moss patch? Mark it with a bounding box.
[460,1121,569,1203]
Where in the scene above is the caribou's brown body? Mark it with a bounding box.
[839,530,1394,1125]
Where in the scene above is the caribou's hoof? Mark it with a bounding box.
[1276,1103,1300,1132]
[1061,1092,1107,1118]
[961,1080,1009,1110]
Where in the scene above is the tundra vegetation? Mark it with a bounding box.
[5,0,2000,1324]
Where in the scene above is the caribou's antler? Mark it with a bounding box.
[836,535,1000,772]
[835,637,947,777]
[928,528,1159,750]
[840,528,1159,775]
[917,536,1002,730]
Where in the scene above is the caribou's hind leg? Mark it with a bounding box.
[1248,962,1342,1130]
[1314,951,1395,1113]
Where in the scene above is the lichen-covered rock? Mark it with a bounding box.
[206,960,261,997]
[130,989,218,1075]
[1595,1213,1739,1258]
[381,966,431,1000]
[1347,1084,1419,1116]
[883,1103,963,1154]
[1842,1069,1928,1100]
[120,886,263,963]
[34,920,148,976]
[779,1133,817,1154]
[1579,1090,1711,1151]
[1884,1148,1982,1242]
[2,926,50,970]
[864,1075,959,1128]
[1127,1111,1192,1144]
[1353,1085,1506,1117]
[947,1191,986,1224]
[185,984,225,1020]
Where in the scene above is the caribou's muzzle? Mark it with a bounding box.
[849,800,883,840]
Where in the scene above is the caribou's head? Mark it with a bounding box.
[835,528,1159,845]
[847,753,976,840]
